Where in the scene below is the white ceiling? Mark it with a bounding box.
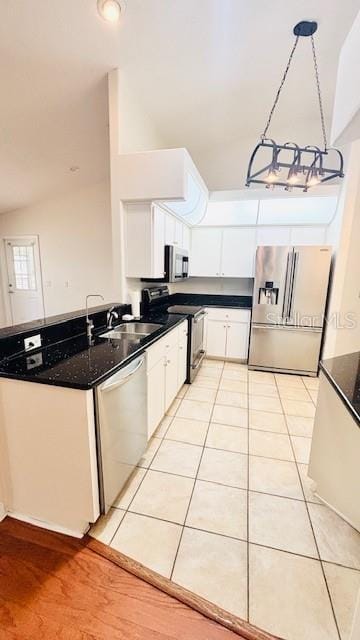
[1,0,359,213]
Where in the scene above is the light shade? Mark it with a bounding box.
[98,0,122,23]
[246,140,344,192]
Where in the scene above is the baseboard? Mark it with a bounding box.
[0,503,7,522]
[8,511,87,538]
[87,536,278,640]
[314,493,360,533]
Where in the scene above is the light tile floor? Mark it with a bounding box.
[90,361,360,640]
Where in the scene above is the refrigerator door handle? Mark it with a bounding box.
[287,251,299,321]
[282,251,293,320]
[252,323,322,333]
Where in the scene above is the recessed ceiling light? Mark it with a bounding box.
[97,0,123,23]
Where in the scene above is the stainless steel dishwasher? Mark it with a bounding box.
[95,354,147,514]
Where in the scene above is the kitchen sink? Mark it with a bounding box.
[100,322,162,339]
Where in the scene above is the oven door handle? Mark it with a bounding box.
[191,349,206,370]
[194,311,207,323]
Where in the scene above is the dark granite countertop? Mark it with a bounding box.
[320,352,360,425]
[0,312,185,390]
[0,293,252,391]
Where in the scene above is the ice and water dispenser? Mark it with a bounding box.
[258,281,279,305]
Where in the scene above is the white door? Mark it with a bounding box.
[183,225,190,251]
[190,228,222,276]
[221,228,257,277]
[165,344,179,409]
[178,337,188,387]
[174,219,183,246]
[152,205,166,278]
[226,322,250,361]
[206,320,227,358]
[147,358,166,439]
[4,236,44,325]
[165,213,176,245]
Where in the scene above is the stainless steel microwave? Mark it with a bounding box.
[166,245,189,282]
[141,245,189,283]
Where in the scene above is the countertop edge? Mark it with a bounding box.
[320,362,360,427]
[0,315,187,391]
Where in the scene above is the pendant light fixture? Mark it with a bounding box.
[245,21,344,192]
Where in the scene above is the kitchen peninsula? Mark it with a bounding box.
[309,351,360,530]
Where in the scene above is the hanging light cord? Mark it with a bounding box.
[261,33,328,151]
[261,36,299,141]
[311,34,328,151]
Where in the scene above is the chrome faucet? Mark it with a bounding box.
[86,294,104,345]
[107,306,119,329]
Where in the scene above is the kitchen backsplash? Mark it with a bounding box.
[169,277,254,296]
[127,277,254,299]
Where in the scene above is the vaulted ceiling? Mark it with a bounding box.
[1,0,359,212]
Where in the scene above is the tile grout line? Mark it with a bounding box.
[275,374,342,640]
[107,411,178,546]
[97,366,357,636]
[168,360,225,582]
[125,466,317,505]
[110,502,360,574]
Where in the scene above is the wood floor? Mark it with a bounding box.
[0,517,258,640]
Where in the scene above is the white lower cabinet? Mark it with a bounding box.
[206,321,227,358]
[226,322,250,360]
[178,337,188,387]
[205,308,251,361]
[146,321,188,439]
[147,357,166,439]
[165,344,179,411]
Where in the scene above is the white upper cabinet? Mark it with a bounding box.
[190,227,256,277]
[125,203,165,279]
[175,219,183,246]
[165,213,176,245]
[165,212,188,247]
[190,228,222,276]
[221,228,256,277]
[182,225,190,251]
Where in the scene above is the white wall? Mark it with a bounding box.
[331,9,360,147]
[193,122,325,192]
[0,181,114,324]
[323,141,360,358]
[108,69,166,304]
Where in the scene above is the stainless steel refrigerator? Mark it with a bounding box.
[249,245,332,376]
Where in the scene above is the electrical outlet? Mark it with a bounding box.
[26,353,43,369]
[24,334,42,352]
